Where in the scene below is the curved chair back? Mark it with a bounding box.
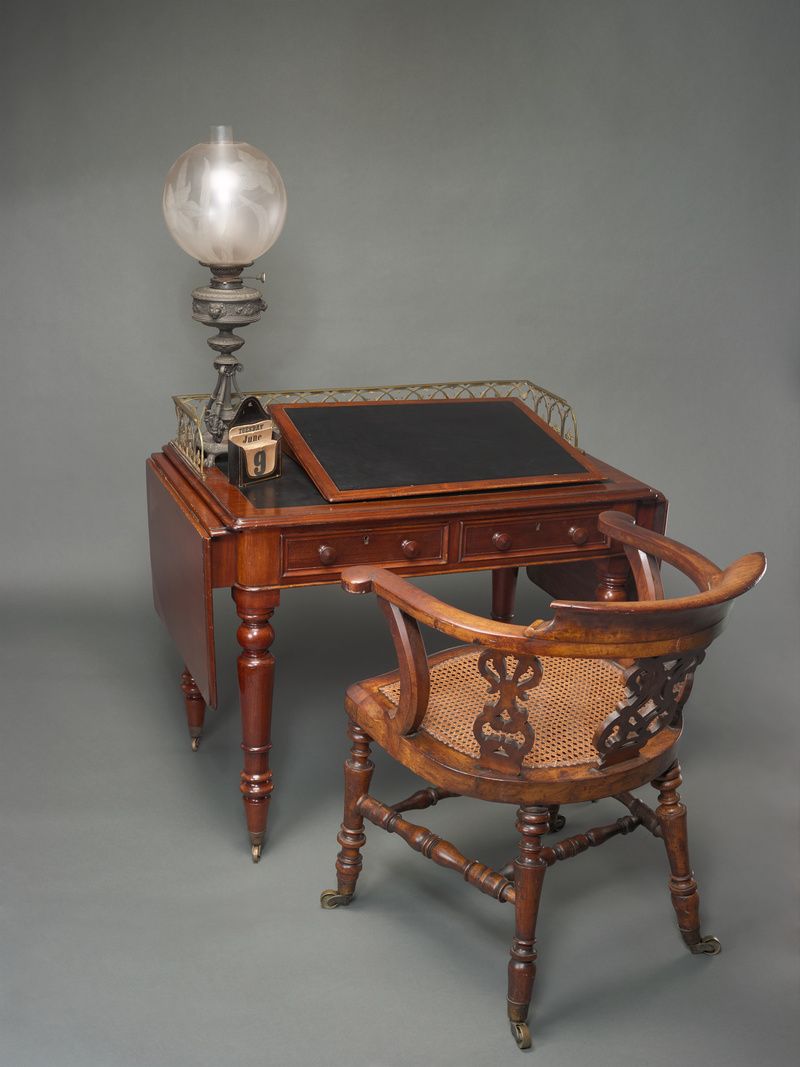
[342,511,766,771]
[533,511,766,659]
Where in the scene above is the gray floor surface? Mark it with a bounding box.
[1,573,797,1067]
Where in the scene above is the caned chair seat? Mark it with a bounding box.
[346,648,682,806]
[377,646,628,769]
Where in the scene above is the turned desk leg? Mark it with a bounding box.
[180,668,206,751]
[595,556,630,602]
[233,585,280,864]
[491,567,519,622]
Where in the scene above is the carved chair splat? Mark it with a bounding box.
[321,511,765,1050]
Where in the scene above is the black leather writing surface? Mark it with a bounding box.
[284,400,590,492]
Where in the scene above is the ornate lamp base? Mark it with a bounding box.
[191,264,266,463]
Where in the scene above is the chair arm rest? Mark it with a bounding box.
[598,510,722,591]
[341,565,541,656]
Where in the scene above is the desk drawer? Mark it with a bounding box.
[282,523,447,577]
[459,510,605,562]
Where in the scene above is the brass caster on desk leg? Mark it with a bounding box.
[251,843,262,864]
[510,1020,531,1050]
[690,935,721,955]
[190,736,201,752]
[320,890,353,909]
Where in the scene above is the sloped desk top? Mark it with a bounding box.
[269,398,599,501]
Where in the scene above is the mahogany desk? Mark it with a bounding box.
[146,440,666,862]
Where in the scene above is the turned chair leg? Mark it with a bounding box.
[321,722,375,909]
[507,805,550,1049]
[180,668,206,751]
[652,761,720,955]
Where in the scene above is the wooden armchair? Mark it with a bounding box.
[320,511,765,1050]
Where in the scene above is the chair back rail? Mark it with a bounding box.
[541,550,765,653]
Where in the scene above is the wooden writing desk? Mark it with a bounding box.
[147,384,666,861]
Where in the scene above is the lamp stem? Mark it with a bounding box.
[204,354,243,444]
[191,264,267,462]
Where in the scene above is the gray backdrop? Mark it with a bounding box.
[2,2,797,1065]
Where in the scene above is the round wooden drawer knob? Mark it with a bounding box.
[401,539,420,559]
[492,531,513,552]
[318,544,337,565]
[569,525,589,546]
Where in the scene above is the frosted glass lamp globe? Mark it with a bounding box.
[162,125,287,267]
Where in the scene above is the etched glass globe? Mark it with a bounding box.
[162,126,287,266]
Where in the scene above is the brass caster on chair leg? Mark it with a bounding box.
[690,935,721,955]
[510,1020,531,1050]
[251,843,262,864]
[190,736,201,752]
[320,889,353,909]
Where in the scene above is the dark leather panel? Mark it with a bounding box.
[284,400,589,491]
